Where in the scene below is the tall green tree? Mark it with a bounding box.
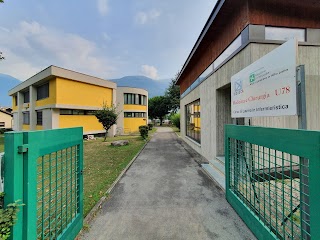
[95,102,120,141]
[148,96,170,125]
[165,72,180,113]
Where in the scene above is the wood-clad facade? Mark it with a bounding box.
[177,0,320,93]
[176,0,320,170]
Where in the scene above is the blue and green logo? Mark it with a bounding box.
[249,73,255,83]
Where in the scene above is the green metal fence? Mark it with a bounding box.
[225,125,320,240]
[4,127,83,240]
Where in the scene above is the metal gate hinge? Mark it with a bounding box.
[18,144,29,154]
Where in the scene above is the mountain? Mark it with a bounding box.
[0,74,21,107]
[112,76,170,98]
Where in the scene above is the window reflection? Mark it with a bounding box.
[186,100,201,143]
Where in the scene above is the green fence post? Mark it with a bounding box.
[4,132,24,240]
[23,131,38,239]
[309,152,320,239]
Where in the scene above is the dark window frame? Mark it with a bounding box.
[37,82,49,100]
[36,111,43,125]
[186,99,201,144]
[23,112,30,125]
[24,91,30,103]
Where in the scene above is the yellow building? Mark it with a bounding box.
[116,87,148,135]
[9,66,149,136]
[9,66,118,135]
[0,109,13,129]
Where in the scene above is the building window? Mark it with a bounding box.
[24,91,30,103]
[124,93,147,105]
[186,100,201,144]
[37,82,49,100]
[265,27,305,42]
[60,109,96,115]
[0,122,4,127]
[60,109,73,115]
[124,112,146,118]
[23,112,30,125]
[36,111,43,125]
[72,110,85,115]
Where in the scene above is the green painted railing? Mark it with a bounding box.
[225,125,320,240]
[4,128,83,240]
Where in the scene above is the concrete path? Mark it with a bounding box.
[81,127,255,240]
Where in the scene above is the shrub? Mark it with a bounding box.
[139,125,149,140]
[170,113,180,129]
[0,129,13,134]
[0,192,23,240]
[147,123,153,130]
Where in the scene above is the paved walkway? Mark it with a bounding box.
[81,127,255,240]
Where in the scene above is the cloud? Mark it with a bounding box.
[135,9,161,25]
[0,21,115,80]
[141,65,158,79]
[97,0,108,16]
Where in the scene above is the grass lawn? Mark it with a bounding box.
[0,135,4,152]
[83,135,148,216]
[0,130,156,217]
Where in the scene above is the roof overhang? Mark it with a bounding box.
[175,0,225,85]
[8,65,117,96]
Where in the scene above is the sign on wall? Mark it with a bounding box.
[231,38,298,118]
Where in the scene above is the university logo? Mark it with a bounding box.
[249,73,255,84]
[234,79,243,96]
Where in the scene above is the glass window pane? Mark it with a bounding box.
[60,109,73,115]
[24,91,30,103]
[185,99,201,144]
[36,111,43,125]
[37,82,49,100]
[23,112,30,124]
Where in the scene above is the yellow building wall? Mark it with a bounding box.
[36,125,43,130]
[124,118,147,133]
[194,105,201,129]
[59,115,104,133]
[123,105,147,111]
[56,78,113,107]
[22,124,30,130]
[12,97,18,111]
[36,79,57,107]
[0,112,13,128]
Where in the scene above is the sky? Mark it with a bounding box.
[0,0,217,81]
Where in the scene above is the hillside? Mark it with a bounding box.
[0,73,21,107]
[112,76,170,98]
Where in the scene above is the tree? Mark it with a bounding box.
[95,102,120,141]
[148,96,170,125]
[164,72,180,113]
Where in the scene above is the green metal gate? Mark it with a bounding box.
[4,127,83,240]
[225,125,320,240]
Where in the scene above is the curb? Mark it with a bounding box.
[76,137,151,239]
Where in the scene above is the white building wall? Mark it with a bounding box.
[180,43,320,162]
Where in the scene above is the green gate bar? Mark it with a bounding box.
[4,127,83,240]
[225,125,320,240]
